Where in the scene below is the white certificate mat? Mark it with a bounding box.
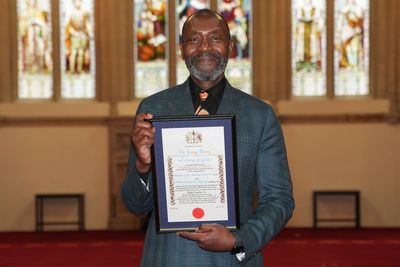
[162,126,228,222]
[150,115,238,233]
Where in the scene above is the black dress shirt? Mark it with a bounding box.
[189,76,226,115]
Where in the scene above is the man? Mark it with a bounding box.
[122,9,294,266]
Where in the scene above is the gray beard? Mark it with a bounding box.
[185,52,228,82]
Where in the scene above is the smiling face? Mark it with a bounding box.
[180,10,233,86]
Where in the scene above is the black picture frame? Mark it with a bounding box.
[150,114,239,233]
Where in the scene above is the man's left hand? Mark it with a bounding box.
[177,224,236,252]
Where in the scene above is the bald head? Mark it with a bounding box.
[181,9,231,43]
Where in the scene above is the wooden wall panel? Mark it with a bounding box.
[394,0,400,119]
[253,0,291,104]
[0,0,11,101]
[374,0,389,99]
[52,0,61,101]
[96,0,133,104]
[373,0,398,120]
[109,118,148,230]
[0,0,18,102]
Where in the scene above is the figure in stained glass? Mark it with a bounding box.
[19,0,52,74]
[134,0,168,97]
[336,0,365,70]
[294,0,324,72]
[216,0,251,94]
[137,0,167,61]
[65,0,92,74]
[219,0,249,59]
[177,0,208,39]
[334,0,369,96]
[176,0,209,85]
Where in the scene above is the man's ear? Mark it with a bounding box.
[179,44,186,60]
[228,39,235,58]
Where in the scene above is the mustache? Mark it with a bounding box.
[189,52,221,63]
[185,52,228,82]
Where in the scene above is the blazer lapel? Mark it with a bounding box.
[217,81,243,123]
[165,80,194,116]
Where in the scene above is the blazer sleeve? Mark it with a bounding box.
[236,106,295,263]
[121,101,154,216]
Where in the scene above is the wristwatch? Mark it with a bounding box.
[231,232,245,254]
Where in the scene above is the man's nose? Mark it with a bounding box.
[199,37,212,51]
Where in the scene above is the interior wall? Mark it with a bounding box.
[1,111,399,231]
[0,125,109,231]
[283,122,400,227]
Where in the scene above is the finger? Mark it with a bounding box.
[135,113,153,125]
[133,113,154,130]
[132,128,155,144]
[177,231,205,242]
[136,113,153,121]
[134,138,154,151]
[134,128,155,140]
[133,119,153,132]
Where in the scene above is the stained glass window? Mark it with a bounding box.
[176,0,210,84]
[218,0,252,94]
[134,0,168,98]
[292,0,326,96]
[334,0,369,96]
[60,0,95,99]
[17,0,53,99]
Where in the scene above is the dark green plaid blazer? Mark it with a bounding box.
[122,79,294,266]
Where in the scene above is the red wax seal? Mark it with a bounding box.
[192,208,205,219]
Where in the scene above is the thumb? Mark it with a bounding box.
[197,224,215,233]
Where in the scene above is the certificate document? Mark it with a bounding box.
[150,115,238,233]
[162,126,227,222]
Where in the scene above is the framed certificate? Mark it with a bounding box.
[150,115,238,233]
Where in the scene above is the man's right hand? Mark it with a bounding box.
[131,113,154,173]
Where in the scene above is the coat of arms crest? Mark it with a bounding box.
[185,130,202,144]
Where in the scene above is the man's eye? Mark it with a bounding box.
[210,35,223,42]
[189,37,201,43]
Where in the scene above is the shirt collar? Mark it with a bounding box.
[189,76,226,114]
